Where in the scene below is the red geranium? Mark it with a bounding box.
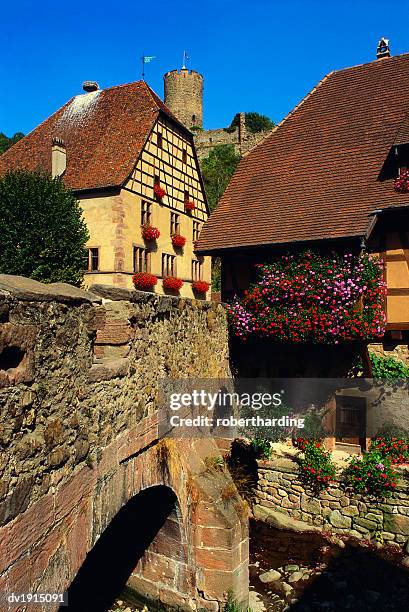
[142,225,160,241]
[185,201,196,211]
[132,273,158,290]
[171,234,186,248]
[163,276,183,291]
[192,280,210,293]
[154,184,166,199]
[394,170,409,193]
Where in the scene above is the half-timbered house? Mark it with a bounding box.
[0,81,211,298]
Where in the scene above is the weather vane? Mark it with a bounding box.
[141,55,156,80]
[182,51,189,69]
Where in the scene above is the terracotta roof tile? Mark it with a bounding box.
[198,54,409,252]
[0,81,186,191]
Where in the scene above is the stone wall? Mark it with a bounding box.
[255,456,409,547]
[194,124,272,160]
[0,275,248,610]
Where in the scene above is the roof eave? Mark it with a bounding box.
[195,232,364,256]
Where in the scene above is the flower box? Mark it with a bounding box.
[142,224,160,241]
[163,276,183,291]
[132,272,158,290]
[227,250,386,343]
[185,201,196,211]
[171,234,186,248]
[192,280,210,294]
[394,170,409,193]
[154,184,166,199]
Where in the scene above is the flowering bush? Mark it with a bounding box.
[394,170,409,193]
[293,437,323,452]
[142,225,160,241]
[163,276,183,291]
[132,272,158,290]
[371,437,409,465]
[153,183,166,199]
[185,201,196,211]
[192,280,210,294]
[171,234,186,248]
[299,442,337,491]
[342,450,397,498]
[227,251,386,343]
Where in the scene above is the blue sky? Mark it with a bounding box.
[1,0,408,135]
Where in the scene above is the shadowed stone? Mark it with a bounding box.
[253,505,320,533]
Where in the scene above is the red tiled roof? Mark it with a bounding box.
[198,54,409,253]
[0,81,186,191]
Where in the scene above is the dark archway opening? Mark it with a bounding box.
[0,346,25,370]
[63,486,177,612]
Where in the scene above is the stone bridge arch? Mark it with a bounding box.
[0,279,249,610]
[65,484,188,610]
[1,430,248,611]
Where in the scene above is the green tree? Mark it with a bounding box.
[201,144,241,211]
[201,145,241,292]
[0,170,89,286]
[228,112,275,134]
[0,132,24,154]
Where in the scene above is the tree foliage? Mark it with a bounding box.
[0,170,89,286]
[201,144,241,212]
[228,112,275,134]
[0,132,24,155]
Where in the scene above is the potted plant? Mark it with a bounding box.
[192,280,210,294]
[154,184,166,199]
[185,200,196,211]
[163,276,184,291]
[132,272,158,290]
[171,234,186,248]
[394,170,409,193]
[142,224,160,241]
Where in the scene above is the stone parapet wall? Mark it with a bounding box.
[255,457,409,546]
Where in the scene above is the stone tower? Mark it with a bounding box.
[164,68,203,129]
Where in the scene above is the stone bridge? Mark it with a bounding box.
[0,276,248,611]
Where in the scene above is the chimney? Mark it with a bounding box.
[377,37,391,60]
[82,81,99,92]
[51,138,66,178]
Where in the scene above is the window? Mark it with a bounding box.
[182,149,187,164]
[154,174,160,186]
[192,114,196,124]
[157,132,163,149]
[192,259,203,281]
[184,190,190,204]
[133,247,150,273]
[162,253,176,277]
[193,221,201,242]
[170,212,180,235]
[85,248,99,272]
[141,201,152,226]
